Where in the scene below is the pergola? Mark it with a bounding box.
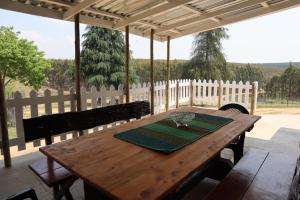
[0,0,300,167]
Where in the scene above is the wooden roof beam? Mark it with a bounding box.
[113,0,193,29]
[182,4,220,22]
[63,0,103,20]
[40,0,124,20]
[169,0,300,40]
[0,0,63,19]
[153,0,269,35]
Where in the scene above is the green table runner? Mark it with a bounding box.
[114,112,233,153]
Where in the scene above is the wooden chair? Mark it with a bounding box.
[4,188,38,200]
[219,103,253,164]
[23,101,150,200]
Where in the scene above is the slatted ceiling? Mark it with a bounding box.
[206,0,246,13]
[93,0,112,8]
[1,0,300,41]
[127,0,166,16]
[269,0,286,4]
[102,0,123,11]
[117,0,153,14]
[227,4,262,16]
[146,8,189,24]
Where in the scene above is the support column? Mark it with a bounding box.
[74,14,82,135]
[150,29,154,115]
[250,81,258,115]
[165,36,170,111]
[0,79,11,167]
[125,25,130,103]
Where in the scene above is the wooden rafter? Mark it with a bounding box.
[40,0,125,19]
[182,4,220,22]
[63,0,103,20]
[113,0,193,29]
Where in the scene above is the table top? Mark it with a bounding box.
[40,107,261,200]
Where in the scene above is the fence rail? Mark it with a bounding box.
[0,79,258,152]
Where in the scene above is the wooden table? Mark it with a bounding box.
[40,107,260,200]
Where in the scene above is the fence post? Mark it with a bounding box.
[218,80,222,108]
[250,81,258,115]
[189,80,193,106]
[176,80,179,108]
[165,80,169,111]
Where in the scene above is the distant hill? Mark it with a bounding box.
[251,62,300,69]
[230,62,300,68]
[230,62,300,79]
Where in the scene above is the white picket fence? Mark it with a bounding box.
[0,79,258,152]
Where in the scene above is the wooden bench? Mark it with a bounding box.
[205,149,298,200]
[23,101,150,200]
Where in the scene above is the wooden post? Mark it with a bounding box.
[218,80,222,108]
[150,29,154,115]
[0,79,11,167]
[165,36,170,111]
[250,81,258,115]
[74,14,83,136]
[189,80,193,106]
[125,25,130,103]
[176,80,179,108]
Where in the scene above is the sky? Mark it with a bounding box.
[1,6,300,63]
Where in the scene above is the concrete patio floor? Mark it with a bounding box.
[1,114,300,199]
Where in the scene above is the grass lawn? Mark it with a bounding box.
[8,127,17,139]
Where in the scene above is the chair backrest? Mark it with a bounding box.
[219,103,253,132]
[219,103,249,115]
[23,101,150,144]
[4,188,38,200]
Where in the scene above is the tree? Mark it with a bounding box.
[185,28,229,80]
[266,75,281,99]
[48,59,74,89]
[0,26,50,167]
[280,62,300,105]
[80,26,138,89]
[0,27,51,89]
[234,64,265,88]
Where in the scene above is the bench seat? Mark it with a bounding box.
[29,158,76,187]
[205,149,297,200]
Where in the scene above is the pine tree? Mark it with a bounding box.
[186,28,229,80]
[80,26,138,89]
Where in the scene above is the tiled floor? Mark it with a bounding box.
[1,114,300,199]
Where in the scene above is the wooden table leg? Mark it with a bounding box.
[84,182,112,200]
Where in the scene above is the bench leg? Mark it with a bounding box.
[53,178,77,200]
[53,185,61,200]
[233,133,245,164]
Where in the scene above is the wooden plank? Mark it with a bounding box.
[40,107,260,200]
[243,153,297,200]
[14,91,26,151]
[205,149,269,200]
